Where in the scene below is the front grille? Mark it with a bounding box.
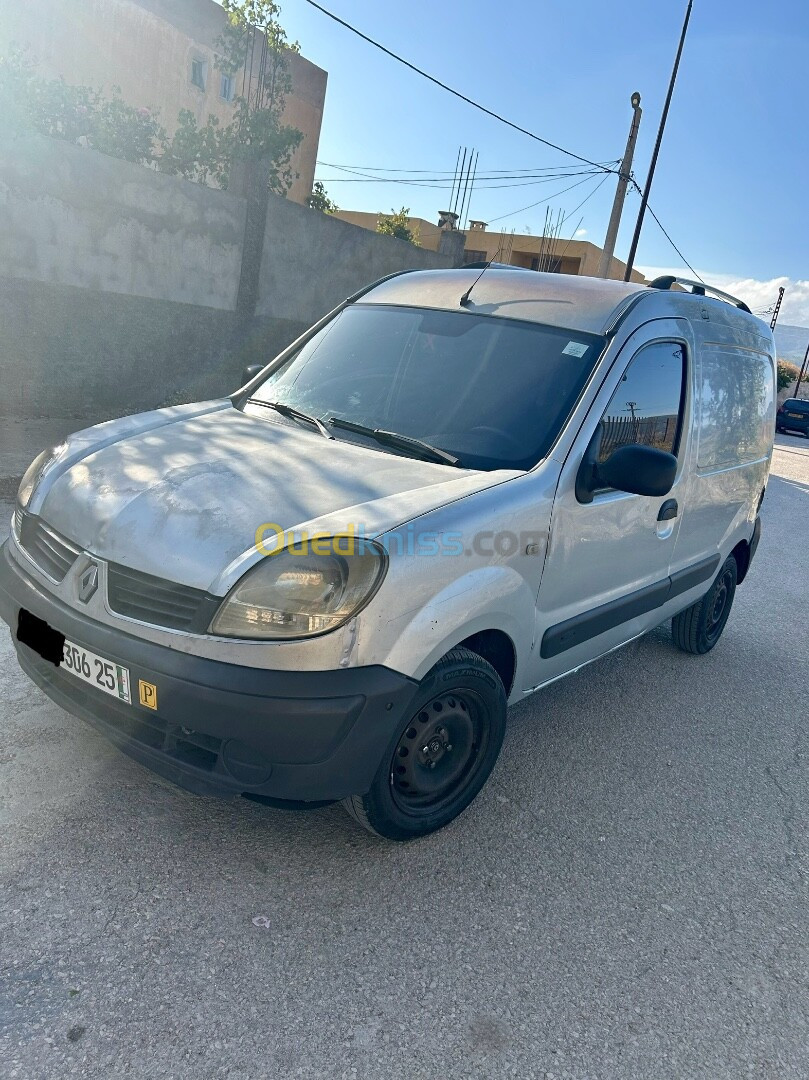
[19,514,82,582]
[107,563,211,632]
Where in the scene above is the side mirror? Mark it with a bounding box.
[577,439,677,502]
[242,363,264,386]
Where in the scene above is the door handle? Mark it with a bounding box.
[657,498,678,522]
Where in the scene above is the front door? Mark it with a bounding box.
[525,321,692,689]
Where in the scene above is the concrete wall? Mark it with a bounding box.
[1,135,246,310]
[255,194,454,357]
[0,279,246,420]
[0,136,459,421]
[0,0,327,205]
[334,210,648,283]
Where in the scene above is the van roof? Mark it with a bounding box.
[360,268,760,337]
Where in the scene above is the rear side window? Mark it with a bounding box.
[597,341,686,464]
[697,349,774,470]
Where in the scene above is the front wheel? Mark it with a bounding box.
[671,555,738,654]
[342,647,507,840]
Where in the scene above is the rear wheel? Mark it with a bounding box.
[671,555,737,654]
[342,647,507,840]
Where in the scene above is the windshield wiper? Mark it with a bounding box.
[329,417,460,467]
[248,399,333,440]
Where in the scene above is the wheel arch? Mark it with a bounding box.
[731,538,751,583]
[364,566,533,694]
[457,628,517,697]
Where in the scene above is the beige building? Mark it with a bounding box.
[1,0,327,204]
[334,211,646,283]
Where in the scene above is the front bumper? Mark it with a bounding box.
[0,541,418,803]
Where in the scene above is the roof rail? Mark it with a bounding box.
[648,275,751,314]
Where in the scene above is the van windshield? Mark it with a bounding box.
[246,304,604,471]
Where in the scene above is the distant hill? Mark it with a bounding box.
[773,323,809,363]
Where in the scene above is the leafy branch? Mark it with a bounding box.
[377,208,420,246]
[1,0,305,196]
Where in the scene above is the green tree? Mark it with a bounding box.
[91,90,165,164]
[1,52,164,166]
[158,110,228,185]
[216,0,303,195]
[1,10,305,196]
[777,359,799,393]
[307,180,339,213]
[377,208,420,245]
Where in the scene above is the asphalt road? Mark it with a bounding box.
[1,435,807,1080]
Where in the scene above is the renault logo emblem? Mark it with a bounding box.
[78,563,99,603]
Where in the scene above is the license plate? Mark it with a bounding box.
[61,639,132,704]
[788,413,805,419]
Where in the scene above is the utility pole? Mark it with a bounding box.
[626,400,639,440]
[597,92,642,279]
[770,286,785,331]
[624,0,694,281]
[795,342,809,398]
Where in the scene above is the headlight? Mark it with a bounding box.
[210,540,387,640]
[17,444,66,509]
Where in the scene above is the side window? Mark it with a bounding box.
[697,349,774,470]
[597,341,686,466]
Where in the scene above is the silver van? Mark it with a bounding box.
[1,269,774,839]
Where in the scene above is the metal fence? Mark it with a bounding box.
[599,415,678,459]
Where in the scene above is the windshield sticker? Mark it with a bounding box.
[562,341,589,357]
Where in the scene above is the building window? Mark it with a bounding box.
[463,249,487,264]
[191,57,206,90]
[220,73,235,101]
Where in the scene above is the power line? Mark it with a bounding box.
[318,161,613,184]
[625,179,703,282]
[315,167,609,191]
[644,205,704,282]
[646,204,703,282]
[303,0,619,174]
[559,171,612,227]
[486,172,604,224]
[316,160,618,175]
[555,216,586,263]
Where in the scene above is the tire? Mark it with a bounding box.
[342,647,507,840]
[671,555,738,655]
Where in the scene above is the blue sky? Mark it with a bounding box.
[277,0,809,323]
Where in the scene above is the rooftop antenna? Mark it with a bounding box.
[459,252,498,307]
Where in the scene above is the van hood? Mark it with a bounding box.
[35,403,514,593]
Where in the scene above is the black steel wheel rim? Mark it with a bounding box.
[706,568,733,644]
[389,688,488,815]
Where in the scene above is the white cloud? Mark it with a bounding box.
[637,267,809,327]
[575,228,588,237]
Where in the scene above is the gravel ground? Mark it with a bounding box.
[1,434,807,1080]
